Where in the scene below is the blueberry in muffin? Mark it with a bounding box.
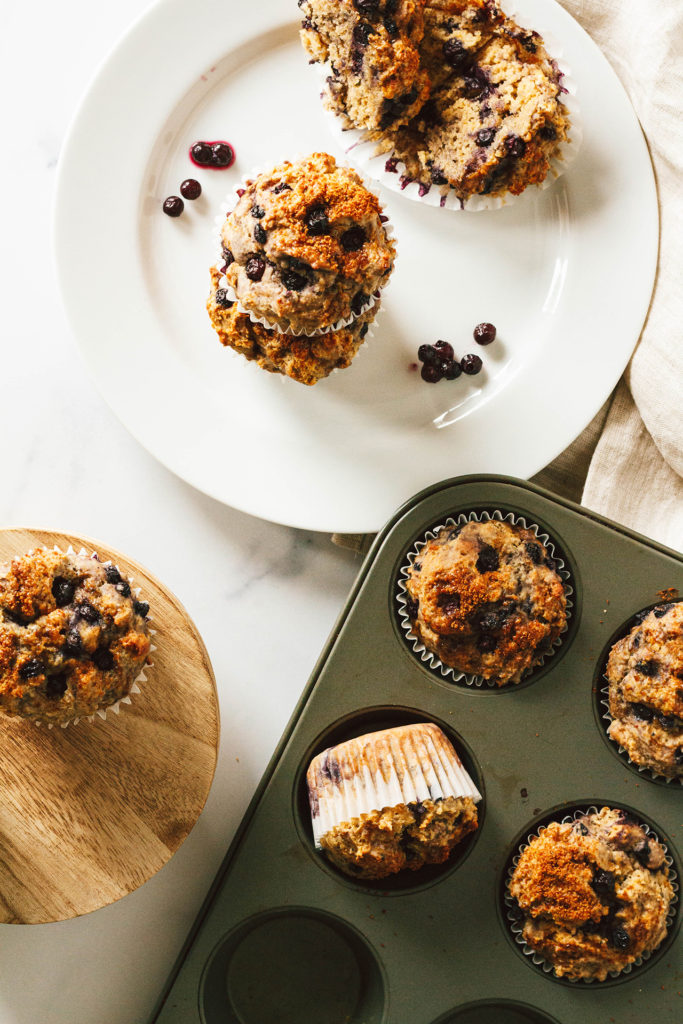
[0,548,151,724]
[404,518,567,685]
[508,807,674,981]
[217,152,395,334]
[607,602,683,780]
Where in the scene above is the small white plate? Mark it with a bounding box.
[55,0,658,534]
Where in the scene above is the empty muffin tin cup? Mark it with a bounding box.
[4,544,155,729]
[395,509,574,689]
[200,908,386,1024]
[595,600,683,786]
[502,805,680,985]
[212,157,395,336]
[430,1000,561,1024]
[307,1,581,212]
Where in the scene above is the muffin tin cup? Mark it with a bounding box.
[594,600,683,787]
[307,1,582,212]
[211,158,396,337]
[21,544,155,729]
[502,805,680,985]
[395,509,574,689]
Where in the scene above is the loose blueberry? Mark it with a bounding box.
[76,601,99,624]
[162,196,184,217]
[115,581,131,598]
[254,223,267,244]
[461,353,483,375]
[476,127,496,147]
[305,205,329,236]
[215,289,233,308]
[245,256,266,281]
[418,344,438,364]
[93,648,115,671]
[434,340,454,361]
[180,179,201,200]
[133,600,150,618]
[476,545,500,573]
[52,577,75,607]
[45,674,68,699]
[211,143,234,167]
[635,660,658,677]
[19,659,43,679]
[443,359,462,380]
[282,270,307,292]
[421,363,443,383]
[340,226,366,251]
[474,322,496,345]
[190,142,212,166]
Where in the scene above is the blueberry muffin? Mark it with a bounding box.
[607,602,683,780]
[217,153,395,334]
[207,267,376,385]
[0,549,151,724]
[508,807,674,981]
[404,519,567,685]
[307,722,481,879]
[300,0,431,133]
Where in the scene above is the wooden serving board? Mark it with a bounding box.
[0,528,219,924]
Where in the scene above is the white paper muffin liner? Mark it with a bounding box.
[396,509,574,688]
[307,0,582,212]
[211,157,396,336]
[2,545,155,729]
[307,722,481,847]
[503,806,679,983]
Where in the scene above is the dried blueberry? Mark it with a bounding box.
[461,354,483,375]
[443,360,462,380]
[476,127,496,147]
[162,196,184,217]
[635,660,658,677]
[115,581,131,598]
[245,256,266,281]
[105,565,122,584]
[190,142,212,166]
[610,926,631,951]
[434,340,454,361]
[340,226,366,251]
[418,344,438,364]
[133,600,149,618]
[19,659,43,679]
[272,182,292,194]
[282,270,307,292]
[93,648,115,671]
[525,542,542,564]
[476,545,500,573]
[251,204,265,219]
[180,178,201,200]
[52,577,75,607]
[474,322,496,345]
[254,223,267,244]
[211,143,234,167]
[215,288,233,308]
[64,628,81,654]
[76,601,99,624]
[306,205,329,236]
[421,363,443,383]
[222,246,234,266]
[45,674,68,699]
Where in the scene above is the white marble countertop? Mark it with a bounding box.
[0,2,360,1020]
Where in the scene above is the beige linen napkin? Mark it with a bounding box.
[334,0,682,555]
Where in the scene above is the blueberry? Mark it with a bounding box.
[630,702,654,723]
[93,648,115,671]
[478,633,498,653]
[353,22,374,47]
[19,659,43,679]
[657,713,679,731]
[190,142,212,166]
[340,226,366,251]
[245,256,266,281]
[115,581,131,598]
[421,363,443,383]
[474,322,496,345]
[222,246,234,266]
[76,601,99,624]
[133,600,149,618]
[282,270,307,292]
[105,566,122,584]
[610,926,631,951]
[476,545,499,573]
[540,123,557,141]
[305,205,329,236]
[417,344,437,364]
[272,182,292,194]
[434,340,454,361]
[405,596,419,619]
[384,15,398,37]
[351,292,369,316]
[437,591,460,613]
[215,288,234,308]
[211,143,233,167]
[633,838,651,867]
[45,674,68,699]
[443,360,462,380]
[521,35,537,53]
[353,0,379,11]
[254,223,267,244]
[430,167,448,185]
[525,542,542,564]
[162,196,184,217]
[52,577,75,607]
[443,38,469,71]
[653,603,673,618]
[476,127,496,147]
[251,204,265,219]
[635,660,658,677]
[505,135,527,158]
[461,354,483,375]
[64,628,81,654]
[180,178,201,200]
[591,869,616,899]
[674,746,683,765]
[480,608,507,631]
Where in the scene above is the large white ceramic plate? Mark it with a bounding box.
[55,0,658,534]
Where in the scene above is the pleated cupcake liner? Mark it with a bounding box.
[8,545,156,729]
[503,806,679,983]
[211,156,396,336]
[308,0,582,212]
[395,509,573,688]
[307,722,481,848]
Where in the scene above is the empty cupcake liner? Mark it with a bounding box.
[307,0,582,212]
[503,806,679,983]
[395,509,574,688]
[4,544,156,729]
[211,157,396,336]
[307,722,481,847]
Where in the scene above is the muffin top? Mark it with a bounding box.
[207,267,375,386]
[0,548,151,723]
[607,601,683,779]
[220,152,395,333]
[404,519,567,684]
[508,807,674,981]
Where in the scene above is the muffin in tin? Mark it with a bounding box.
[306,722,481,880]
[404,519,567,685]
[0,548,151,724]
[217,152,395,334]
[606,602,683,780]
[207,268,376,385]
[507,807,675,982]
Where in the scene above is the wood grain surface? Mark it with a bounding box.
[0,529,219,924]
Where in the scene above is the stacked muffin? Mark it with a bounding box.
[208,152,396,385]
[300,0,571,203]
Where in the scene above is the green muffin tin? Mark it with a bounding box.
[150,476,682,1024]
